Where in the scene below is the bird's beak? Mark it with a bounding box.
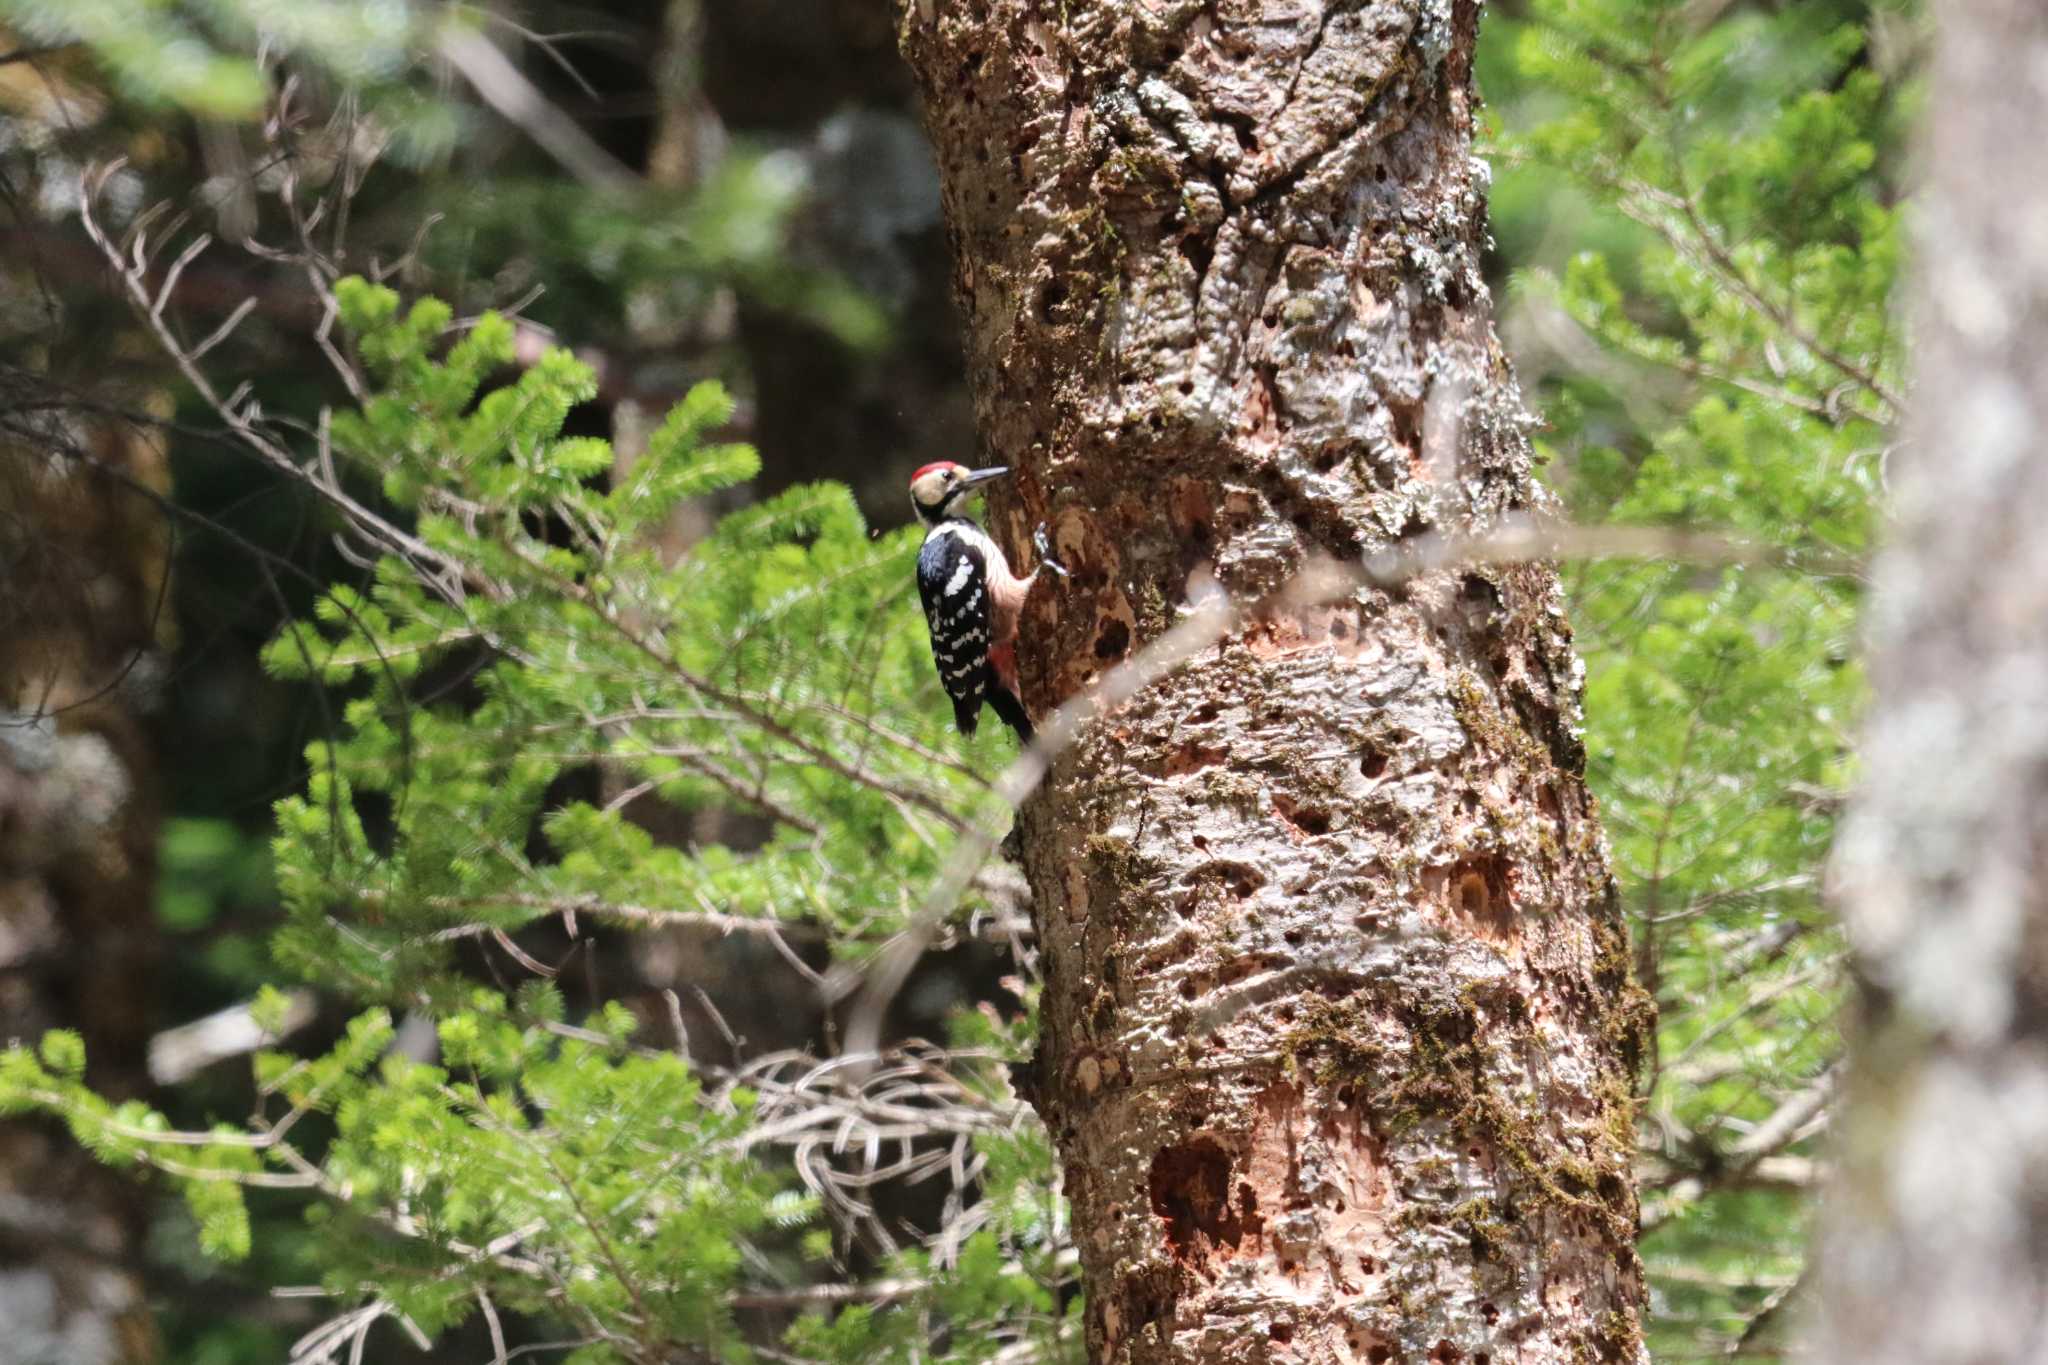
[960,466,1010,489]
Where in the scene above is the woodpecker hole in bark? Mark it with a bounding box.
[1094,619,1131,659]
[1273,792,1334,837]
[1148,1137,1262,1261]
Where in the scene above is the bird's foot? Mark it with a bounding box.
[1032,523,1071,579]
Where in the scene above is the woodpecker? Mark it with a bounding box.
[910,461,1051,743]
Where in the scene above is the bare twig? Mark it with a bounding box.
[421,892,828,941]
[478,1289,510,1365]
[731,1278,925,1309]
[0,44,74,65]
[188,295,258,360]
[78,162,471,602]
[1641,1068,1837,1230]
[433,24,638,193]
[1722,1266,1806,1358]
[148,989,318,1085]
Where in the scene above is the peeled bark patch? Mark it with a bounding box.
[1149,1136,1260,1262]
[897,1,1649,1360]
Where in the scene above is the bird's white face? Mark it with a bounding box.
[910,462,1008,524]
[909,465,964,512]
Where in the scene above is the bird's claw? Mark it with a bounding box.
[1033,523,1071,579]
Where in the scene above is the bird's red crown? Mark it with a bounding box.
[909,460,965,485]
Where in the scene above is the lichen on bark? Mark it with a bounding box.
[897,1,1648,1360]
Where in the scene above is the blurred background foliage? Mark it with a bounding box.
[1490,0,1911,1354]
[0,0,1915,1360]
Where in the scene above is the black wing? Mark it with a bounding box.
[916,526,991,734]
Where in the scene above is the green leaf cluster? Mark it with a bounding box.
[0,276,1061,1361]
[244,279,987,1012]
[3,994,778,1352]
[1495,0,1910,1356]
[429,157,890,350]
[0,0,436,138]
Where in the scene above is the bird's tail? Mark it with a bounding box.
[984,680,1033,745]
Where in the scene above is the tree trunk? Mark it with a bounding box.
[1813,3,2048,1359]
[897,3,1648,1361]
[0,411,167,1364]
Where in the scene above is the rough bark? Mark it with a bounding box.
[1812,3,2048,1360]
[896,3,1648,1361]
